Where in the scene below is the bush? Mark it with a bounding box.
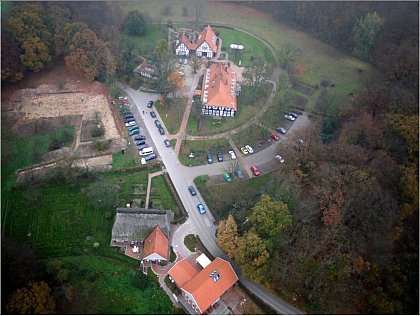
[91,126,104,138]
[133,271,150,290]
[48,138,61,151]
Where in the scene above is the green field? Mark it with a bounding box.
[232,124,271,148]
[179,137,231,166]
[1,167,184,258]
[112,151,138,170]
[154,98,187,135]
[48,256,182,314]
[120,0,376,105]
[215,27,275,67]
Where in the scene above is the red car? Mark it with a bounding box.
[270,132,280,141]
[250,165,260,176]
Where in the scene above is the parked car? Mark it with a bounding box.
[285,114,296,121]
[245,145,254,154]
[240,147,248,155]
[276,127,287,134]
[289,112,298,118]
[275,155,285,163]
[147,101,154,108]
[136,140,146,146]
[158,127,165,135]
[129,129,139,136]
[270,133,280,141]
[125,121,137,127]
[150,111,156,118]
[164,139,171,147]
[137,144,148,151]
[188,186,197,196]
[124,117,135,123]
[154,120,161,127]
[144,153,157,161]
[197,203,206,214]
[128,125,139,132]
[207,153,213,164]
[235,169,244,179]
[223,173,232,183]
[250,165,260,176]
[216,152,223,162]
[228,150,237,159]
[124,114,134,120]
[133,135,146,141]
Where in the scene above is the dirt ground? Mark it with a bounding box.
[2,61,120,141]
[221,285,265,314]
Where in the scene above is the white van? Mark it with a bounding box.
[139,147,154,156]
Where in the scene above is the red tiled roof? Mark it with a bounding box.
[176,34,194,50]
[143,226,168,260]
[201,63,237,110]
[139,59,160,76]
[168,258,200,288]
[196,25,218,52]
[182,258,238,313]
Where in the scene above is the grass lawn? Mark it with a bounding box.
[120,24,167,60]
[0,167,185,259]
[215,27,275,67]
[179,137,231,167]
[1,124,75,199]
[112,151,138,170]
[232,124,272,148]
[54,255,182,314]
[151,175,183,221]
[154,98,187,135]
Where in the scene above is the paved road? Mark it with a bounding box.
[123,86,304,315]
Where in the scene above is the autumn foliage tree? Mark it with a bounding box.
[216,214,239,258]
[6,281,56,314]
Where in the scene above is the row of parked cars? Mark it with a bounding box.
[206,150,237,164]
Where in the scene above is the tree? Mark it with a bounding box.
[353,11,383,59]
[85,176,118,210]
[278,43,298,69]
[216,214,239,258]
[1,31,24,83]
[123,10,147,36]
[6,281,56,314]
[166,71,185,98]
[248,195,292,242]
[45,5,72,57]
[236,231,270,283]
[194,0,207,30]
[19,37,52,72]
[133,271,150,290]
[242,55,268,91]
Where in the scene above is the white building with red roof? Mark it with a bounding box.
[201,63,237,117]
[142,225,169,263]
[175,25,218,58]
[168,257,238,314]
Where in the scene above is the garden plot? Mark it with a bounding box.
[285,92,308,108]
[17,84,120,140]
[292,81,315,95]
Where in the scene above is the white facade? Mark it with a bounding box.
[175,43,190,56]
[143,252,166,262]
[196,42,214,58]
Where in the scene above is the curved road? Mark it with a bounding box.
[122,86,303,314]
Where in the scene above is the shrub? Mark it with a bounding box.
[48,138,61,151]
[91,126,104,138]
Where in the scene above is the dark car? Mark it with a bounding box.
[124,113,133,119]
[164,139,171,147]
[188,186,197,196]
[158,127,165,135]
[124,117,135,123]
[135,140,146,146]
[147,101,154,108]
[276,127,287,134]
[128,129,139,136]
[235,169,244,179]
[207,153,213,164]
[137,144,148,151]
[216,152,223,162]
[144,153,157,161]
[150,111,156,118]
[133,135,146,141]
[154,120,161,128]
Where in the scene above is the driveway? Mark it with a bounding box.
[122,85,304,315]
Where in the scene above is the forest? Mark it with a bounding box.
[214,1,418,314]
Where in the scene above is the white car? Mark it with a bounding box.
[275,155,285,163]
[285,115,296,121]
[125,121,137,127]
[245,145,254,154]
[228,150,237,159]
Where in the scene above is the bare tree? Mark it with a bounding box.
[194,0,206,30]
